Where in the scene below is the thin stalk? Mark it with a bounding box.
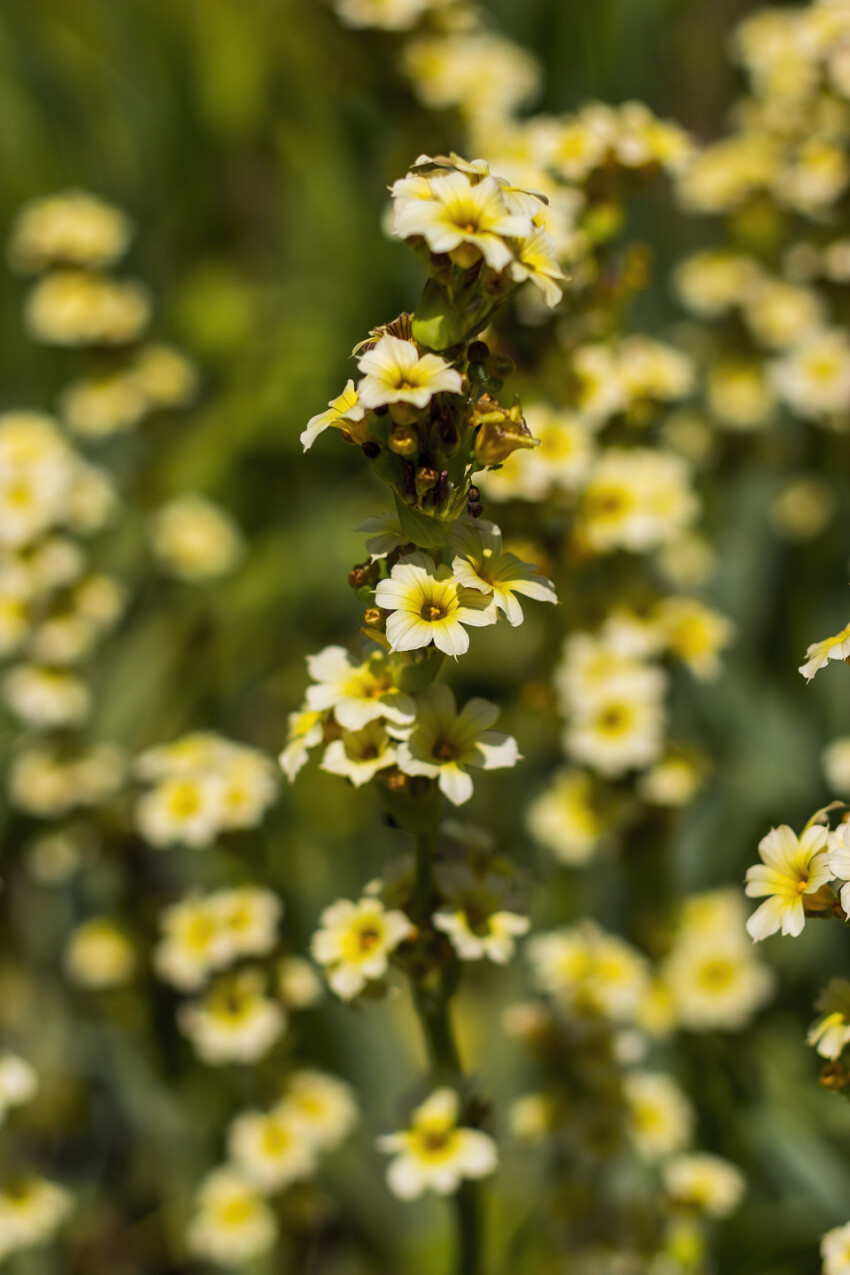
[409,828,484,1275]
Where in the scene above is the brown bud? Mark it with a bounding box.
[467,340,490,364]
[349,563,377,590]
[362,440,381,459]
[390,424,419,457]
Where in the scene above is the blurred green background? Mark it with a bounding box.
[3,2,850,1273]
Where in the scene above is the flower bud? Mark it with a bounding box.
[472,395,538,467]
[349,562,378,591]
[389,424,419,457]
[415,465,439,498]
[362,607,385,631]
[467,340,490,364]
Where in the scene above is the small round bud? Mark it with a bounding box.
[468,485,480,502]
[468,501,483,519]
[362,440,381,459]
[467,340,490,364]
[348,564,373,590]
[389,425,419,457]
[386,770,410,793]
[362,607,384,630]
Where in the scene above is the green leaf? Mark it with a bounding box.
[393,493,452,548]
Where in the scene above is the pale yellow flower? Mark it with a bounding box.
[377,1088,497,1199]
[745,823,831,939]
[394,170,531,270]
[375,552,496,658]
[799,621,850,681]
[311,897,414,1000]
[186,1168,276,1265]
[396,682,518,805]
[450,519,556,626]
[300,379,366,451]
[356,336,462,409]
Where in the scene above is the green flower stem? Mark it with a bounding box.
[409,829,484,1275]
[412,828,437,924]
[454,1183,482,1275]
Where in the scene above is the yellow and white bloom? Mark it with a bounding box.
[320,720,399,786]
[434,907,528,963]
[827,822,850,913]
[745,823,831,940]
[450,519,556,626]
[279,708,324,781]
[823,1222,850,1275]
[808,980,850,1060]
[310,897,414,1000]
[507,225,565,307]
[150,494,244,581]
[662,939,775,1031]
[9,190,131,272]
[799,621,850,681]
[281,1069,358,1151]
[654,596,735,680]
[663,1153,745,1217]
[333,0,433,31]
[216,887,281,959]
[25,270,150,346]
[394,169,532,271]
[277,957,324,1009]
[186,1168,277,1266]
[378,1088,497,1199]
[526,768,611,865]
[396,682,518,805]
[154,894,233,991]
[580,448,698,554]
[0,1176,72,1260]
[564,678,666,777]
[178,970,286,1064]
[132,342,198,409]
[771,328,850,421]
[135,773,225,848]
[375,552,497,658]
[528,922,650,1022]
[673,250,760,317]
[3,664,90,728]
[305,645,415,729]
[65,918,136,989]
[356,335,462,410]
[623,1071,694,1161]
[823,738,850,795]
[227,1104,317,1192]
[0,1055,37,1125]
[301,379,367,451]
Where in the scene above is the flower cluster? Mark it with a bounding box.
[187,1069,356,1265]
[134,732,279,848]
[0,1054,72,1262]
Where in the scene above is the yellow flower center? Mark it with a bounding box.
[262,1123,291,1156]
[423,602,447,622]
[219,1197,255,1228]
[168,783,201,818]
[697,959,735,991]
